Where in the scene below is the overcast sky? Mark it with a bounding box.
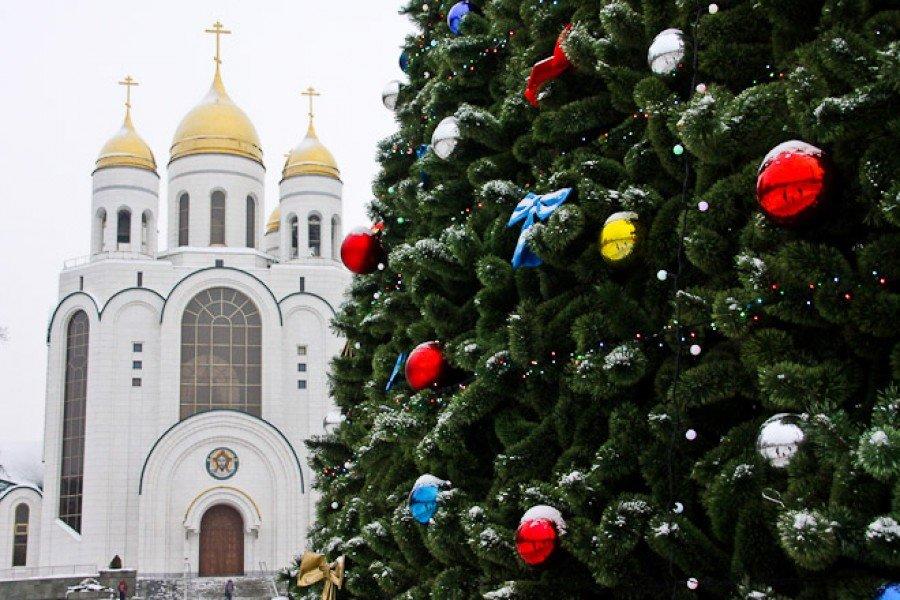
[0,1,412,443]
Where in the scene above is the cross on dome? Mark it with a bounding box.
[301,86,321,122]
[118,75,138,111]
[204,20,231,65]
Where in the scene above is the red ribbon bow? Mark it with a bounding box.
[524,24,573,107]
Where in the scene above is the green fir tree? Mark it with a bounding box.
[282,0,899,597]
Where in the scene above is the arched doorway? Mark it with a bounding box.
[199,504,244,576]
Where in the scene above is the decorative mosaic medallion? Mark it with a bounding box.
[206,447,239,480]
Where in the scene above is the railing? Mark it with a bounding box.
[0,564,98,581]
[63,251,151,269]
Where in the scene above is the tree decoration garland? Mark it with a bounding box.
[647,28,687,75]
[506,188,572,268]
[340,225,385,275]
[515,505,565,566]
[757,413,806,468]
[409,474,448,524]
[405,341,448,390]
[524,24,573,107]
[756,140,827,224]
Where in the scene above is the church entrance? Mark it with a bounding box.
[198,504,244,576]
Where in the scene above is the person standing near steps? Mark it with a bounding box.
[225,578,235,600]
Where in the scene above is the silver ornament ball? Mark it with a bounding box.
[657,269,668,281]
[382,79,402,110]
[432,115,461,160]
[648,28,687,75]
[757,413,805,468]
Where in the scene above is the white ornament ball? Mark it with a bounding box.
[757,413,805,468]
[685,429,697,441]
[690,344,701,356]
[698,201,709,212]
[381,79,402,111]
[422,3,429,10]
[657,269,668,281]
[330,501,339,510]
[432,115,461,160]
[708,3,719,13]
[373,292,381,299]
[687,577,699,590]
[377,262,386,270]
[647,28,687,75]
[674,502,684,514]
[695,83,707,93]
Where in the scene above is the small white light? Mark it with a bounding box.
[373,292,381,299]
[695,83,707,93]
[330,501,339,510]
[708,3,718,13]
[377,263,386,270]
[685,429,697,441]
[690,344,701,356]
[674,502,684,513]
[687,577,699,590]
[657,269,668,281]
[422,3,429,10]
[354,342,361,349]
[698,201,709,212]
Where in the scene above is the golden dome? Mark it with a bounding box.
[170,66,263,165]
[282,121,340,181]
[266,206,280,234]
[95,108,156,173]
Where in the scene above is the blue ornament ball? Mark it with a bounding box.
[409,474,445,524]
[447,1,471,35]
[877,584,900,600]
[416,144,430,159]
[399,50,410,73]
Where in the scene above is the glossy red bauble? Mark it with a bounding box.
[405,341,447,391]
[756,140,827,224]
[340,227,384,274]
[516,518,558,566]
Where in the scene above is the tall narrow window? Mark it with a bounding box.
[60,310,89,533]
[117,209,131,246]
[331,215,341,259]
[245,196,256,248]
[178,193,190,246]
[141,212,150,253]
[12,504,28,567]
[180,287,262,419]
[94,208,107,253]
[290,216,299,259]
[308,214,321,257]
[210,191,226,246]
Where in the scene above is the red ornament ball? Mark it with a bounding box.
[405,341,447,391]
[340,227,384,274]
[756,140,826,224]
[516,506,564,566]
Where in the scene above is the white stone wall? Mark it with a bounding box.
[91,167,160,256]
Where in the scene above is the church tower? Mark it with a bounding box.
[266,88,343,263]
[92,76,159,257]
[166,21,264,254]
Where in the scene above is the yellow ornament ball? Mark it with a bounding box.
[599,211,640,264]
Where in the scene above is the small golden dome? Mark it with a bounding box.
[95,109,156,173]
[282,121,340,181]
[266,206,280,234]
[170,66,263,165]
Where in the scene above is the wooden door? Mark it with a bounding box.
[199,504,244,576]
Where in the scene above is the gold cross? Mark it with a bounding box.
[301,86,321,120]
[118,75,138,109]
[204,20,232,64]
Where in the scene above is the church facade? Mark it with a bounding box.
[0,23,349,579]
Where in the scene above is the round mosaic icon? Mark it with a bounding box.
[206,447,239,480]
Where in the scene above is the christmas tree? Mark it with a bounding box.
[285,0,899,597]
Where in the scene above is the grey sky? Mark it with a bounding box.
[0,1,411,442]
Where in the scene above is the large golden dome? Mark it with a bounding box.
[282,121,340,181]
[170,66,263,165]
[95,108,156,173]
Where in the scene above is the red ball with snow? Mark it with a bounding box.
[756,140,827,224]
[405,341,447,391]
[515,505,564,566]
[340,227,384,274]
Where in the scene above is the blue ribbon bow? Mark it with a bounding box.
[506,187,572,268]
[385,352,408,391]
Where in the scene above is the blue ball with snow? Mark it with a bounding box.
[409,474,445,524]
[876,584,900,600]
[399,50,410,73]
[447,1,471,35]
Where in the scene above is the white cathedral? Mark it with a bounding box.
[0,22,350,580]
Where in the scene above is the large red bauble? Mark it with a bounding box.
[756,140,826,224]
[405,341,447,391]
[516,518,558,566]
[340,227,384,274]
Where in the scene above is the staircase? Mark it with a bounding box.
[137,575,285,600]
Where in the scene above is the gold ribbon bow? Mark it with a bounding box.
[298,551,345,600]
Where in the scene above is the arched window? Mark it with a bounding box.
[117,209,131,247]
[94,208,107,254]
[12,504,28,567]
[308,214,321,257]
[141,211,151,253]
[245,196,256,249]
[289,216,299,259]
[210,191,226,245]
[180,288,261,419]
[178,193,190,246]
[331,215,341,259]
[60,310,89,533]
